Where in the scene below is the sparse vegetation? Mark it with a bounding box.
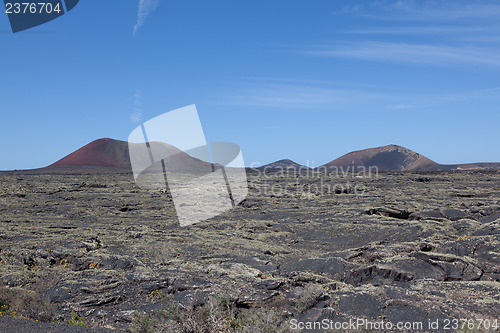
[132,294,292,333]
[1,171,500,331]
[69,311,87,327]
[0,287,55,322]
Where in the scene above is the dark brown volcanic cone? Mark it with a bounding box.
[49,138,213,172]
[258,159,309,171]
[50,138,131,169]
[321,144,439,172]
[38,140,500,174]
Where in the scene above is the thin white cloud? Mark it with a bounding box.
[131,89,143,123]
[217,83,399,109]
[244,77,375,88]
[460,36,500,43]
[214,79,500,110]
[130,112,143,123]
[306,42,500,66]
[345,26,486,35]
[332,4,362,15]
[133,0,161,36]
[387,104,416,110]
[439,86,500,103]
[366,1,500,21]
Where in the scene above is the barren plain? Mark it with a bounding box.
[0,169,499,332]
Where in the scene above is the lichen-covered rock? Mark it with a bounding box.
[0,171,499,331]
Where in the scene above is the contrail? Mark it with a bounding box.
[130,89,143,123]
[133,0,161,36]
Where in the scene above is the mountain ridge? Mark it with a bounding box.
[50,138,131,169]
[320,144,439,172]
[48,138,214,174]
[6,138,499,173]
[257,159,310,171]
[258,144,500,172]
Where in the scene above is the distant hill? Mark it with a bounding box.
[50,138,132,169]
[252,144,500,173]
[257,159,309,171]
[319,144,500,172]
[6,139,498,174]
[320,145,438,172]
[430,162,500,171]
[48,138,213,173]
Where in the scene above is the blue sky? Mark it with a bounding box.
[1,0,499,170]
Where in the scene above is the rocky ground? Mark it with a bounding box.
[0,169,499,332]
